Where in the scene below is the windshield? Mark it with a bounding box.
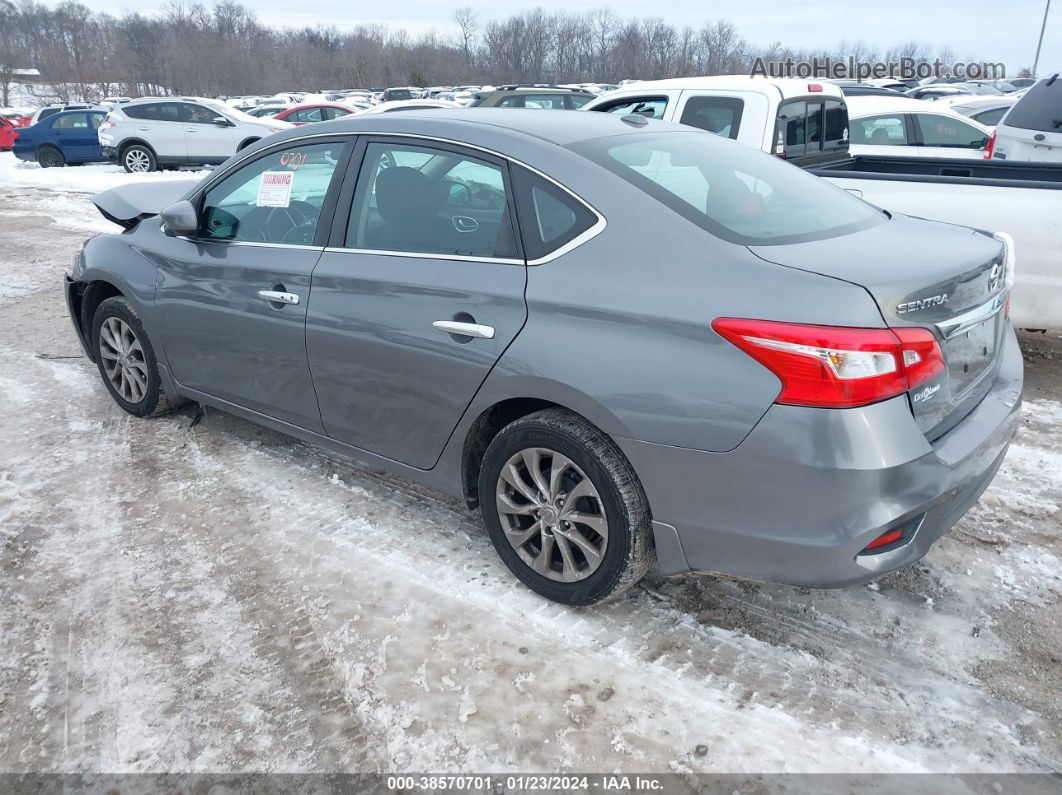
[571,131,885,245]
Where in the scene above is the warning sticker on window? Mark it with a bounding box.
[257,171,294,207]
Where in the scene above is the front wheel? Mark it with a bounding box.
[479,409,655,606]
[122,144,157,173]
[91,296,178,417]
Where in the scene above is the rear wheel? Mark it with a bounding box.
[478,409,655,605]
[37,146,64,168]
[122,144,157,173]
[91,297,178,417]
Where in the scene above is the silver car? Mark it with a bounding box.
[67,109,1022,605]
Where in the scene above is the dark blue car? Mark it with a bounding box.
[13,109,109,167]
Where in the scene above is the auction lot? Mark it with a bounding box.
[1,151,1061,774]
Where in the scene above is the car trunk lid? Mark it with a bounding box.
[749,215,1009,438]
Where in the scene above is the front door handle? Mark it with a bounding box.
[258,289,299,305]
[432,320,495,339]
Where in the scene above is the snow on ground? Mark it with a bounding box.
[0,181,1060,775]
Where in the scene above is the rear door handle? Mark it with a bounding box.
[258,290,299,305]
[432,320,494,339]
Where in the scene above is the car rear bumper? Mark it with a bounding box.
[619,326,1023,586]
[101,146,117,162]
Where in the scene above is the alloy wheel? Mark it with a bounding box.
[495,447,609,583]
[125,149,151,172]
[98,317,149,403]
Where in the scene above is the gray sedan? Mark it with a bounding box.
[67,109,1021,605]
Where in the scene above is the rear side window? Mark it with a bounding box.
[594,96,667,119]
[972,107,1008,126]
[290,108,324,123]
[125,103,181,122]
[679,96,743,139]
[1000,79,1062,133]
[521,95,567,109]
[346,141,518,259]
[851,114,908,145]
[569,95,592,109]
[512,167,598,261]
[915,115,989,149]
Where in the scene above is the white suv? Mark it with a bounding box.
[98,97,292,172]
[990,75,1062,163]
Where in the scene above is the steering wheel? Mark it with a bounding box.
[265,200,319,245]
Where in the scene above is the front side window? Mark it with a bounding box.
[851,114,908,145]
[595,96,667,119]
[346,141,517,259]
[182,103,226,124]
[198,141,344,244]
[513,167,597,261]
[916,115,989,149]
[573,131,884,245]
[54,113,89,130]
[679,96,744,139]
[325,107,352,120]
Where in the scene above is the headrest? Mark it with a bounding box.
[374,166,444,221]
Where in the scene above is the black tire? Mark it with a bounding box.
[37,145,64,168]
[479,408,655,606]
[91,296,180,417]
[121,143,158,173]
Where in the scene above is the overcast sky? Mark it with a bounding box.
[94,0,1061,77]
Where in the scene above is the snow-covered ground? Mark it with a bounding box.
[1,159,1061,775]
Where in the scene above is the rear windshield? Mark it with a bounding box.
[1002,77,1062,133]
[571,131,884,246]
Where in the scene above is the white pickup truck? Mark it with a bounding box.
[582,77,1061,328]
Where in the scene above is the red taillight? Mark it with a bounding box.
[711,318,945,409]
[983,130,996,159]
[864,529,904,551]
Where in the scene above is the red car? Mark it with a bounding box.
[0,117,19,151]
[270,103,359,125]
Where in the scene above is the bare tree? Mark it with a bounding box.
[453,6,477,74]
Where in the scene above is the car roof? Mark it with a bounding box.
[268,106,692,147]
[599,75,844,100]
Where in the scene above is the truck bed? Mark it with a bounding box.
[812,155,1062,329]
[812,155,1062,190]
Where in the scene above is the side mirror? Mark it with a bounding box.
[213,116,234,127]
[160,200,198,236]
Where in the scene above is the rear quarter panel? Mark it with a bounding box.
[462,159,889,453]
